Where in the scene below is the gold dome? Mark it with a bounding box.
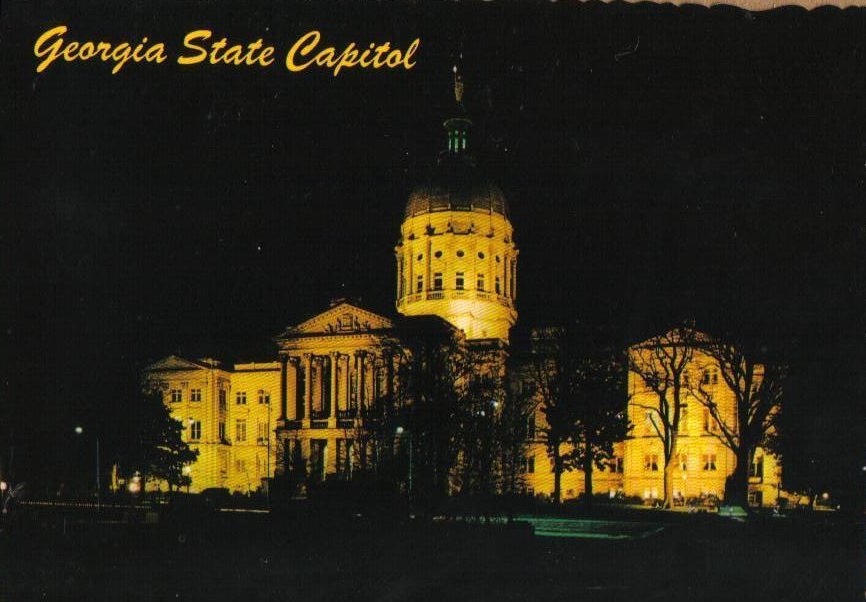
[405,157,509,219]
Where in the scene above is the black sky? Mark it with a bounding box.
[1,2,864,485]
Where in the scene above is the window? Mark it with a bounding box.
[235,419,247,442]
[235,458,246,473]
[455,272,464,290]
[416,275,423,293]
[677,453,688,472]
[190,389,202,402]
[702,368,719,385]
[476,273,485,291]
[644,454,659,472]
[218,389,227,411]
[702,453,717,471]
[190,420,201,440]
[678,407,688,433]
[521,456,535,474]
[645,410,658,436]
[170,389,182,403]
[434,250,442,259]
[336,439,353,477]
[750,455,764,479]
[527,413,536,440]
[258,390,270,405]
[310,439,327,482]
[218,421,226,441]
[495,276,501,294]
[236,391,247,405]
[609,457,624,473]
[478,252,485,259]
[433,272,443,290]
[417,253,423,261]
[703,409,718,433]
[257,422,268,444]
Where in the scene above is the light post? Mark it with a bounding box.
[182,465,192,493]
[74,426,100,511]
[396,426,412,497]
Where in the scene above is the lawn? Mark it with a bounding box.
[1,505,862,601]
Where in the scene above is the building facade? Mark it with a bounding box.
[143,70,780,506]
[142,356,280,493]
[520,332,782,506]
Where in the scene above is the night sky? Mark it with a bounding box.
[2,2,864,486]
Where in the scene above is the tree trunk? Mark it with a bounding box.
[552,444,562,505]
[663,459,675,509]
[583,444,593,509]
[725,447,750,509]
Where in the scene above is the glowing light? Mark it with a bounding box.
[128,481,141,493]
[74,426,83,435]
[0,482,7,491]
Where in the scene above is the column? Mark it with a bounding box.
[329,352,338,418]
[385,350,394,400]
[352,352,360,410]
[288,357,300,420]
[343,354,351,414]
[303,353,312,419]
[358,351,367,408]
[314,356,324,416]
[279,355,288,422]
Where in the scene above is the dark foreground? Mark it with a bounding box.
[1,505,863,601]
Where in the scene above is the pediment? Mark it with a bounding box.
[280,302,394,337]
[144,355,220,372]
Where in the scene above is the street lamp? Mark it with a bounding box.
[74,426,100,511]
[396,426,412,497]
[182,465,192,494]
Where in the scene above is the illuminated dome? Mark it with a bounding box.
[395,65,518,344]
[405,156,510,219]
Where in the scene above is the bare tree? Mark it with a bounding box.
[524,327,577,504]
[383,317,471,513]
[566,350,631,508]
[497,371,537,499]
[628,326,697,508]
[689,337,784,508]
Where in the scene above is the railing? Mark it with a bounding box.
[310,420,328,429]
[337,409,357,419]
[280,420,302,430]
[310,410,329,420]
[402,290,513,306]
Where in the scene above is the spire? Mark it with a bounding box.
[445,62,472,156]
